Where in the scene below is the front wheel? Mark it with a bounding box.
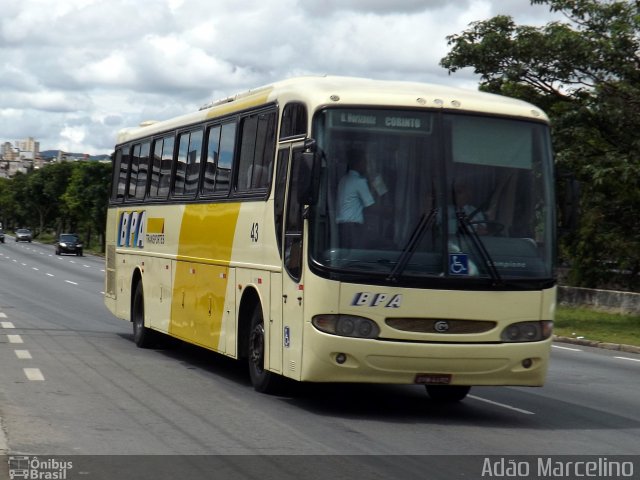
[132,281,155,348]
[247,305,282,394]
[426,385,471,403]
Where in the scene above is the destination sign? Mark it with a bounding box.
[329,110,433,133]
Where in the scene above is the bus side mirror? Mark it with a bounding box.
[294,138,320,205]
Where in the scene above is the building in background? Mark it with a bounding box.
[0,137,44,177]
[0,137,106,178]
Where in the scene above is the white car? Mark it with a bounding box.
[15,229,32,242]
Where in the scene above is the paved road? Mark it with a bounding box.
[0,238,638,477]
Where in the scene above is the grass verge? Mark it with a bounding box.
[555,306,640,347]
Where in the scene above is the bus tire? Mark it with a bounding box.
[425,385,471,403]
[132,281,154,348]
[247,305,281,394]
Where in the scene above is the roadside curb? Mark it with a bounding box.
[554,335,640,354]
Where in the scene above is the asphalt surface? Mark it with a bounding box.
[0,238,638,478]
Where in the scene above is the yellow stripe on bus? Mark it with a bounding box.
[170,203,241,350]
[205,90,273,120]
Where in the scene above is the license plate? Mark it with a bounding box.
[414,374,452,385]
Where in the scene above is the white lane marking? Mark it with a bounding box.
[0,312,7,318]
[83,265,90,268]
[468,395,535,415]
[24,368,45,381]
[47,273,55,277]
[7,334,24,344]
[552,345,583,352]
[615,356,640,363]
[1,321,15,328]
[32,267,39,271]
[65,280,78,285]
[15,350,32,359]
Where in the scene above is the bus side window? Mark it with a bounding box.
[136,142,150,200]
[236,110,276,192]
[112,148,127,202]
[127,144,140,199]
[280,102,307,140]
[185,130,203,196]
[174,129,202,198]
[214,122,236,195]
[158,136,174,198]
[202,125,221,195]
[149,139,162,198]
[174,133,188,196]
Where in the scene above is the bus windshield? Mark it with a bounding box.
[309,108,555,288]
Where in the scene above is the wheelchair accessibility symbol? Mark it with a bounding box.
[449,253,469,275]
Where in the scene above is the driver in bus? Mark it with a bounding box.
[336,149,376,249]
[452,179,489,235]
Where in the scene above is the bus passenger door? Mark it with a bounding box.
[275,144,305,380]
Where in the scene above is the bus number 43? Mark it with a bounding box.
[250,222,259,243]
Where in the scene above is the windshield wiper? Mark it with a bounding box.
[456,210,503,286]
[387,208,438,283]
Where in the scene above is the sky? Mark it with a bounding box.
[0,0,564,155]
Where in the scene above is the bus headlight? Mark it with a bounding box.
[312,315,380,339]
[500,321,553,342]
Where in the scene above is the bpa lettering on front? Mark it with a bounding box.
[351,292,402,308]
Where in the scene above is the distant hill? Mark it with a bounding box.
[40,150,111,161]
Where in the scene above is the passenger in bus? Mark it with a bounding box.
[336,149,375,249]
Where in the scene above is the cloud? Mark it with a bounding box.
[299,0,471,16]
[0,0,562,154]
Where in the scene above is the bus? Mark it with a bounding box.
[105,76,556,401]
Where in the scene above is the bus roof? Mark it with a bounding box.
[115,75,549,145]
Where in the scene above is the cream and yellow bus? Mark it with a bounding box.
[105,76,556,401]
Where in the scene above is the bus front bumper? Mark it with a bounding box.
[301,330,552,386]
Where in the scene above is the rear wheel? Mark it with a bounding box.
[247,305,281,393]
[426,385,471,403]
[132,281,154,348]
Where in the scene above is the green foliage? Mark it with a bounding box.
[0,161,112,252]
[441,0,640,289]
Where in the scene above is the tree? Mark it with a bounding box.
[25,162,74,235]
[440,0,640,289]
[0,178,17,228]
[61,162,111,249]
[0,160,111,252]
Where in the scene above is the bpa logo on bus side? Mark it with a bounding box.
[351,292,402,308]
[118,211,146,248]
